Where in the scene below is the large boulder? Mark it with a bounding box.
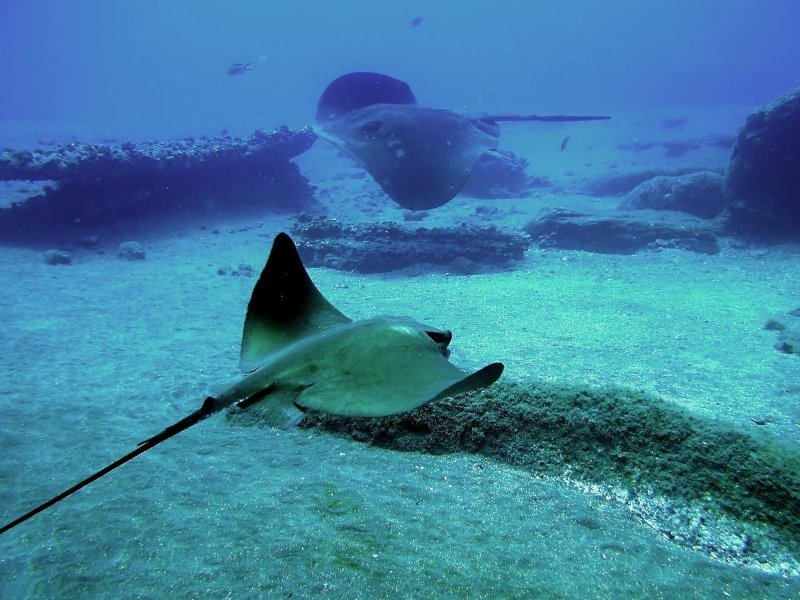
[578,167,715,197]
[619,171,726,219]
[725,88,800,238]
[526,209,720,255]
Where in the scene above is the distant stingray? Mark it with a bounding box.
[0,233,503,536]
[227,62,253,75]
[314,72,610,209]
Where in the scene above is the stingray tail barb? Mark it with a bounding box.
[486,114,610,122]
[0,396,218,536]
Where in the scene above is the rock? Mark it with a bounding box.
[763,318,786,331]
[402,210,428,222]
[43,249,72,265]
[117,241,145,260]
[0,127,319,242]
[578,167,720,197]
[78,234,100,249]
[461,150,542,198]
[525,209,720,255]
[291,380,800,561]
[218,264,254,276]
[776,325,800,355]
[619,171,726,218]
[725,88,800,238]
[617,136,735,156]
[290,218,529,273]
[448,256,480,275]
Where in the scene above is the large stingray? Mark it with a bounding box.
[1,233,503,535]
[314,72,610,210]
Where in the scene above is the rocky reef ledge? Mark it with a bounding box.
[245,381,800,574]
[290,217,530,274]
[0,127,318,243]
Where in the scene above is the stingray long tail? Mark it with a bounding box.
[0,397,218,536]
[486,114,610,122]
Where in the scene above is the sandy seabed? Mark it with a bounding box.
[1,108,799,598]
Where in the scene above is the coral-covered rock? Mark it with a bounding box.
[725,88,800,238]
[290,217,529,273]
[620,171,726,218]
[0,127,319,242]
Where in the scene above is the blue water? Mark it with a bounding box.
[2,1,798,138]
[2,2,800,599]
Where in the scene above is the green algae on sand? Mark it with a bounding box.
[299,381,800,565]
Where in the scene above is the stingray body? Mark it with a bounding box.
[1,233,503,535]
[317,103,500,210]
[314,72,610,210]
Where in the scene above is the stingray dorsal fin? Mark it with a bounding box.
[240,233,350,371]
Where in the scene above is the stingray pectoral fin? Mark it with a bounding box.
[233,382,310,429]
[432,362,505,402]
[295,359,503,417]
[292,332,503,418]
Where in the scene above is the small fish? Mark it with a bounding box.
[227,63,253,76]
[409,16,423,27]
[560,135,570,151]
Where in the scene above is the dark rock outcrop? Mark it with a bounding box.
[461,149,545,198]
[290,217,529,273]
[725,88,800,238]
[0,127,318,243]
[526,209,720,254]
[776,325,800,355]
[620,171,726,219]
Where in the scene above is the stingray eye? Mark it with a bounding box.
[361,120,383,136]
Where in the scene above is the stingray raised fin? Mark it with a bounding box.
[240,232,351,372]
[316,72,417,124]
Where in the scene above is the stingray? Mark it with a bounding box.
[314,71,611,210]
[0,233,503,535]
